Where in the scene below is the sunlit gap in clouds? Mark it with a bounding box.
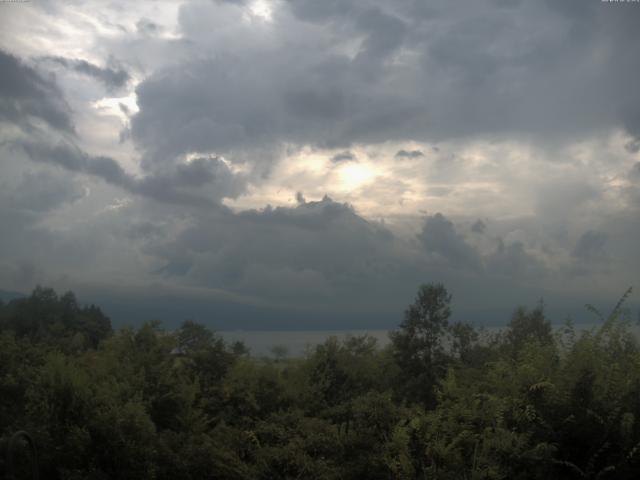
[92,93,139,122]
[337,162,378,191]
[247,0,274,22]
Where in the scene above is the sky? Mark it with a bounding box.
[1,0,639,329]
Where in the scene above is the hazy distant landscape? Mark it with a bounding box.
[2,284,640,478]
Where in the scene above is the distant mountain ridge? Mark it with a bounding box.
[0,289,26,303]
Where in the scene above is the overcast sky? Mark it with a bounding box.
[1,0,639,329]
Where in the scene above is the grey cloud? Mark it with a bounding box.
[41,56,130,91]
[2,0,640,328]
[0,165,85,291]
[288,0,356,23]
[148,196,407,306]
[0,168,85,224]
[426,186,451,197]
[136,18,162,36]
[18,140,244,207]
[284,84,346,121]
[119,126,131,144]
[1,48,244,216]
[572,230,608,262]
[7,170,86,213]
[132,198,602,324]
[331,151,356,163]
[351,7,407,73]
[395,149,424,159]
[19,141,131,185]
[535,179,601,221]
[174,158,223,186]
[626,140,640,154]
[141,158,241,204]
[492,0,523,7]
[6,261,41,292]
[471,219,486,234]
[128,0,640,171]
[486,239,545,278]
[131,57,278,167]
[0,49,73,132]
[125,222,165,241]
[418,213,483,271]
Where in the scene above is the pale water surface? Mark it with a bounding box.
[221,322,639,357]
[221,330,391,356]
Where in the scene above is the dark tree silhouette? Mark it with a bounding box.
[390,283,452,407]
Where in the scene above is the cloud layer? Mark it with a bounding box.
[0,0,639,327]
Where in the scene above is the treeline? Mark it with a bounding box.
[1,285,639,479]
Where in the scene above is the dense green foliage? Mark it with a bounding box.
[1,285,640,479]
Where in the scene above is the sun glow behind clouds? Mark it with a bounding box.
[93,94,139,121]
[249,0,273,21]
[338,163,377,191]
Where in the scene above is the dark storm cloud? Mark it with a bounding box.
[418,213,482,271]
[486,239,545,278]
[118,197,576,320]
[147,196,409,305]
[18,140,243,207]
[395,149,424,159]
[133,198,599,326]
[127,0,640,168]
[0,49,73,132]
[331,151,356,163]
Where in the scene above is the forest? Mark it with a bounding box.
[1,284,639,479]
